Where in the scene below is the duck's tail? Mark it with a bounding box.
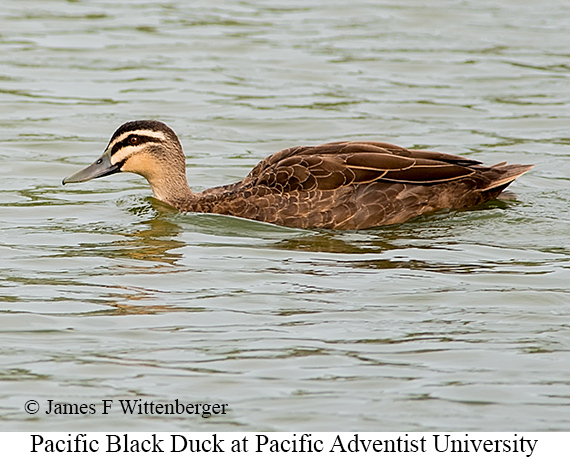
[479,163,534,193]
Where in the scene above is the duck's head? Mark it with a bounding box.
[63,120,191,204]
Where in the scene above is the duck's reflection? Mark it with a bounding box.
[63,196,524,316]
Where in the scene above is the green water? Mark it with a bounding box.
[1,0,569,431]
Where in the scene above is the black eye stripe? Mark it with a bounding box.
[110,134,163,155]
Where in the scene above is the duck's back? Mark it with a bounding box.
[190,141,532,229]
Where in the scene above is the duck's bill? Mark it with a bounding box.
[62,151,120,185]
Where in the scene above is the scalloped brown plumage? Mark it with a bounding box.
[63,120,533,230]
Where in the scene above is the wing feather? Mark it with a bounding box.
[249,141,476,192]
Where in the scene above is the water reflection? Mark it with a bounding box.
[273,233,395,254]
[109,218,185,266]
[79,301,206,317]
[59,199,185,266]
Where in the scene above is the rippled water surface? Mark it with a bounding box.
[1,0,569,431]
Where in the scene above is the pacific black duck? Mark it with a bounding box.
[63,120,533,229]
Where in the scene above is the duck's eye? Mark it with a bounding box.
[129,136,140,145]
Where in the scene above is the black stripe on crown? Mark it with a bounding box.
[110,120,173,140]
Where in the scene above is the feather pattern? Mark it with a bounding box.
[189,140,532,229]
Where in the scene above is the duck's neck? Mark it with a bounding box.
[147,170,196,210]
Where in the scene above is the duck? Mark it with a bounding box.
[63,120,533,230]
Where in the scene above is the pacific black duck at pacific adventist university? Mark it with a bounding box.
[63,120,533,230]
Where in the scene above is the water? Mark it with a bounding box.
[1,0,569,431]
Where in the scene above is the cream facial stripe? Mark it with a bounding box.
[107,129,168,165]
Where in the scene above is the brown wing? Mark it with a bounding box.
[245,141,478,193]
